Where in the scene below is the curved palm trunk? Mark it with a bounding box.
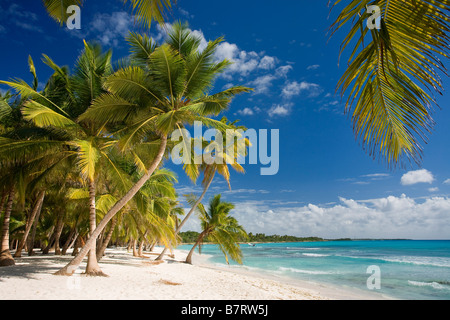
[96,216,117,261]
[14,191,45,258]
[84,179,107,276]
[53,212,65,255]
[28,195,45,256]
[0,187,15,267]
[156,171,215,261]
[54,135,168,276]
[61,228,76,256]
[185,231,207,264]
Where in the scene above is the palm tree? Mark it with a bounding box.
[42,0,173,29]
[185,194,247,265]
[52,22,251,275]
[0,41,129,275]
[329,0,450,166]
[156,117,249,260]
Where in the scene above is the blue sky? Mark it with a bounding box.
[1,0,450,239]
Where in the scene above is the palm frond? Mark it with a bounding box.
[42,0,83,25]
[123,0,173,28]
[330,0,450,166]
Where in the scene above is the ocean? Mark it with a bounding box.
[179,240,450,300]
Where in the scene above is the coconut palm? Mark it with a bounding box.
[53,22,251,275]
[156,117,249,260]
[185,194,247,265]
[329,0,450,166]
[0,41,129,275]
[0,56,69,266]
[42,0,173,28]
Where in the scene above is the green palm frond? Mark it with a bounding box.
[127,32,157,66]
[0,79,70,118]
[22,100,79,129]
[42,0,84,25]
[123,0,173,28]
[330,0,450,166]
[43,0,173,28]
[69,138,101,181]
[28,55,39,91]
[0,95,13,121]
[148,44,187,104]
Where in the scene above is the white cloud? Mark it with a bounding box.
[228,195,450,239]
[67,11,134,47]
[258,56,277,70]
[281,81,322,99]
[429,187,439,193]
[307,64,320,70]
[268,103,292,117]
[249,75,276,95]
[275,65,293,78]
[443,179,450,185]
[401,169,435,186]
[237,108,254,116]
[1,3,42,33]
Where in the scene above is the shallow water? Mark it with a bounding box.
[180,240,450,300]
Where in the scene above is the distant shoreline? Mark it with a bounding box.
[179,234,416,246]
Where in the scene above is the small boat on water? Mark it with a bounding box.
[248,243,256,247]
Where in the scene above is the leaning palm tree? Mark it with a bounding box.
[43,0,173,29]
[156,117,249,260]
[329,0,450,166]
[185,194,247,265]
[53,22,251,275]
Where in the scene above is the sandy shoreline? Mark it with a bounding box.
[0,247,388,300]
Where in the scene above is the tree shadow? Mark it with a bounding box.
[0,254,77,281]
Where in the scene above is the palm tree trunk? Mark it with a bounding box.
[0,190,7,215]
[72,234,83,256]
[0,187,15,267]
[53,212,65,255]
[14,191,45,258]
[61,228,76,256]
[132,239,138,257]
[84,179,107,276]
[156,171,215,261]
[186,231,207,264]
[96,216,117,261]
[54,135,168,276]
[43,228,56,254]
[28,194,44,256]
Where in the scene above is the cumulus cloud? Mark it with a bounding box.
[236,107,255,116]
[268,103,292,117]
[401,169,435,186]
[249,75,277,95]
[281,81,322,99]
[443,179,450,185]
[258,56,277,70]
[67,11,134,47]
[228,195,450,239]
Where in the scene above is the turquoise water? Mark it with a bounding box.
[180,240,450,300]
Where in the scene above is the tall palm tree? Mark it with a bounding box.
[54,23,251,275]
[156,117,249,260]
[0,41,129,275]
[329,0,450,166]
[185,194,247,265]
[42,0,174,29]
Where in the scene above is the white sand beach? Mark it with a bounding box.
[0,248,386,300]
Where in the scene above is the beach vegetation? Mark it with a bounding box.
[185,194,247,264]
